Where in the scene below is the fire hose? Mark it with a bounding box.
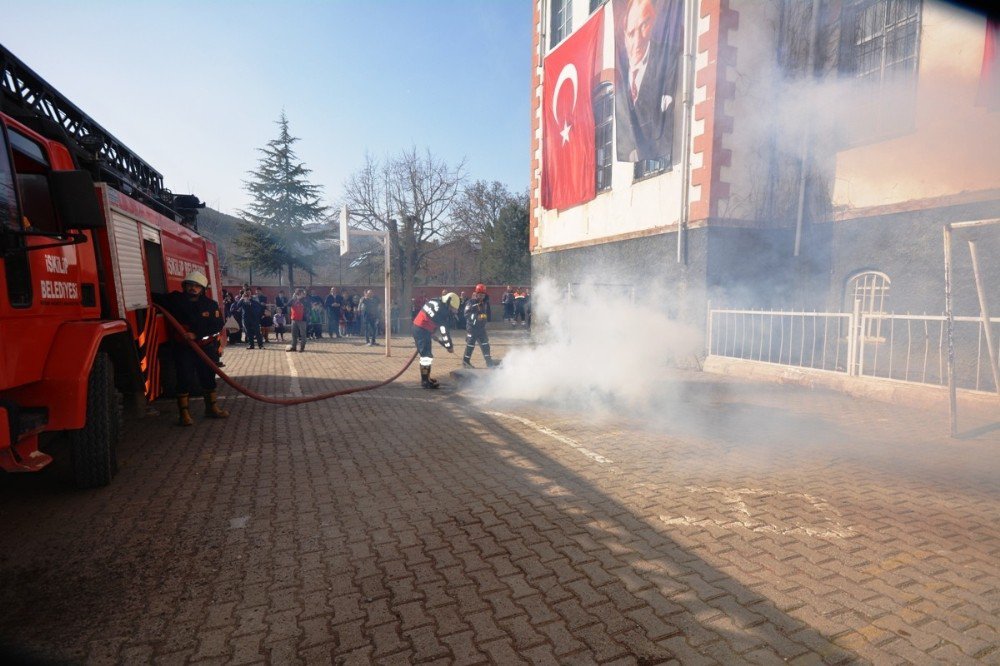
[152,303,418,405]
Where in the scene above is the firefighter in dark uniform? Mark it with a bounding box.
[462,284,496,369]
[164,270,229,426]
[412,292,460,389]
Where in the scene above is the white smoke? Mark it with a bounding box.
[477,278,702,419]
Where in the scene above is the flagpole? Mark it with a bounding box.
[678,0,697,265]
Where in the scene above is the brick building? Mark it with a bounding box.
[530,0,999,325]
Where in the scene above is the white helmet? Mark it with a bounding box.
[442,292,460,310]
[183,270,208,288]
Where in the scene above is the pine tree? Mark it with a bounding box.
[237,112,328,287]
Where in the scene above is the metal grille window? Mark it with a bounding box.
[846,270,891,339]
[841,0,921,142]
[594,83,614,192]
[551,0,573,48]
[634,158,669,181]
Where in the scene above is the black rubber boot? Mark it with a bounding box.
[177,394,193,427]
[420,366,440,389]
[204,391,229,419]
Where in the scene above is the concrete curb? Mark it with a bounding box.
[703,355,1000,416]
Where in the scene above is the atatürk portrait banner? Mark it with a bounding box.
[613,0,684,163]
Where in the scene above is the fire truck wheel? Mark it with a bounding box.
[70,352,121,488]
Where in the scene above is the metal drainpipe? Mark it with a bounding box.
[793,0,821,257]
[539,0,548,62]
[766,0,791,222]
[677,0,698,264]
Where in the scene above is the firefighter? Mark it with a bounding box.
[164,270,229,425]
[412,292,461,389]
[462,284,496,369]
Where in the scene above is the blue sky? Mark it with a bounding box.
[3,1,533,216]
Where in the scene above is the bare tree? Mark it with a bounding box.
[342,147,465,306]
[451,180,511,239]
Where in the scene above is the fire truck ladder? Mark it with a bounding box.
[0,43,197,224]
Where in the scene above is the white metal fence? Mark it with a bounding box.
[707,309,852,373]
[708,307,1000,393]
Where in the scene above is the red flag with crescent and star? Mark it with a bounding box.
[542,11,604,210]
[976,17,1000,111]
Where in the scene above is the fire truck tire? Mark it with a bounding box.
[70,352,121,488]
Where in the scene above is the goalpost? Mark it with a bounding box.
[942,218,1000,436]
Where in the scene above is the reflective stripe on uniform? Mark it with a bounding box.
[419,356,433,367]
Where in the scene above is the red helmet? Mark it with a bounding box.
[474,283,487,294]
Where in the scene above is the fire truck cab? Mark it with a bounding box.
[0,45,223,488]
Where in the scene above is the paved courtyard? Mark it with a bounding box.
[0,331,997,664]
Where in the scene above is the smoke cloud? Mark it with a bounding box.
[475,279,702,420]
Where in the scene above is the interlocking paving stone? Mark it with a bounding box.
[0,333,996,663]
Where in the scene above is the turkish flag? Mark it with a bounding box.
[976,18,1000,111]
[542,11,604,210]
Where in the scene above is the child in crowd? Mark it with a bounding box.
[342,297,354,337]
[307,301,324,339]
[273,310,287,342]
[260,309,274,342]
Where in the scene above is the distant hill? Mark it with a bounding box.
[196,207,242,279]
[197,206,241,246]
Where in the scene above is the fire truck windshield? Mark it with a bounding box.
[0,125,18,229]
[0,127,86,251]
[8,129,48,167]
[7,128,62,235]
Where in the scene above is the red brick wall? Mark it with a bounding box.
[529,0,542,252]
[690,0,738,223]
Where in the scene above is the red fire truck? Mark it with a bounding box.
[0,45,223,487]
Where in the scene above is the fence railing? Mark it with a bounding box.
[708,307,1000,393]
[707,309,853,373]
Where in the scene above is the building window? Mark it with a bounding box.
[846,270,890,339]
[840,0,922,143]
[590,0,609,13]
[594,83,614,192]
[551,0,573,48]
[633,158,669,181]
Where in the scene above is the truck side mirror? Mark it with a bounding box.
[49,170,105,230]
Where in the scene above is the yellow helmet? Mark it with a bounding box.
[443,292,460,310]
[183,270,208,288]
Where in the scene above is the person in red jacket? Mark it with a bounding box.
[412,292,460,389]
[286,287,310,352]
